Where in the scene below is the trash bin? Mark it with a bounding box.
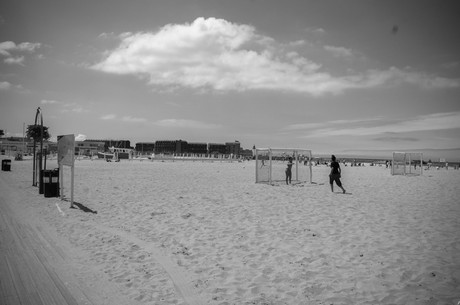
[41,168,60,198]
[1,159,11,171]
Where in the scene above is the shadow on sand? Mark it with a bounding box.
[68,201,98,214]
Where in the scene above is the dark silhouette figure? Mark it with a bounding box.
[329,155,346,193]
[286,157,293,185]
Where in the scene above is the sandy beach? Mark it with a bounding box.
[1,157,459,305]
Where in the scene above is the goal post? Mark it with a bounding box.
[391,152,423,176]
[255,148,312,184]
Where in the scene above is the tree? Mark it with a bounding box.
[0,130,4,137]
[26,124,51,141]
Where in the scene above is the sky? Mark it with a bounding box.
[1,0,460,159]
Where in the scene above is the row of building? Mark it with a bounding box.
[0,138,130,156]
[1,137,251,157]
[136,140,242,156]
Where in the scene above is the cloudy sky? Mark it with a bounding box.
[1,0,459,156]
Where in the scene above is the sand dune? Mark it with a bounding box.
[1,157,459,304]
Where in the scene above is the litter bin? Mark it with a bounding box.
[41,168,60,198]
[1,159,11,171]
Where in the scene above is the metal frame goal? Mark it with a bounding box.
[255,148,312,184]
[391,152,423,176]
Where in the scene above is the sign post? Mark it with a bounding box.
[58,134,75,208]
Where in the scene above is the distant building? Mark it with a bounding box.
[187,142,208,154]
[225,141,241,155]
[0,137,63,156]
[208,143,227,155]
[85,139,132,151]
[175,140,187,154]
[142,139,247,157]
[0,137,29,155]
[154,140,179,154]
[75,140,105,156]
[135,142,155,154]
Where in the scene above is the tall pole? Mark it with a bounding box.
[33,135,36,186]
[22,122,25,154]
[32,107,43,187]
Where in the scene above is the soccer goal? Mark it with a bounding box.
[391,152,423,176]
[255,148,312,184]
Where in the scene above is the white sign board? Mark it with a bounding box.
[58,134,75,166]
[57,134,75,207]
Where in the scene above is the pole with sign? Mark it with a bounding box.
[57,134,75,208]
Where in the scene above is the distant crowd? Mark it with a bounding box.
[312,159,458,170]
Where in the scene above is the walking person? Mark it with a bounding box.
[329,155,346,193]
[285,157,293,185]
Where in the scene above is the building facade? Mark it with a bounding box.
[135,142,155,154]
[85,139,132,151]
[148,140,243,156]
[154,140,179,154]
[75,140,105,156]
[208,143,227,155]
[0,137,55,155]
[225,141,241,155]
[0,137,30,155]
[187,142,208,154]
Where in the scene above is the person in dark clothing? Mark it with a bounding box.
[329,155,346,193]
[286,157,293,185]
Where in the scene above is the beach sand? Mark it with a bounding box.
[1,157,459,304]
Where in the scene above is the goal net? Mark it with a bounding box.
[255,148,312,184]
[391,152,423,176]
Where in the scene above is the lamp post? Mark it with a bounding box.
[32,107,43,187]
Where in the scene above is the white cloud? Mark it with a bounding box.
[40,100,89,113]
[4,56,24,65]
[304,112,460,137]
[69,107,86,113]
[0,81,12,90]
[0,41,41,66]
[100,114,117,120]
[284,117,383,131]
[0,41,15,56]
[289,40,306,47]
[75,134,87,141]
[100,114,147,123]
[16,42,41,53]
[283,122,328,131]
[41,99,60,104]
[324,45,353,57]
[122,116,147,123]
[305,27,325,34]
[92,17,460,96]
[43,101,88,113]
[155,119,221,129]
[364,67,460,89]
[0,41,41,55]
